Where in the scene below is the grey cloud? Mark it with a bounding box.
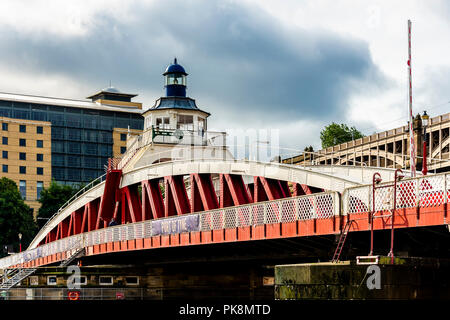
[0,0,387,138]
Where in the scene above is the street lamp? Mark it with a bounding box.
[18,233,22,253]
[421,111,429,175]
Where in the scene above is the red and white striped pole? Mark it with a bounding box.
[408,19,416,177]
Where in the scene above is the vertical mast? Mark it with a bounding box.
[408,19,416,177]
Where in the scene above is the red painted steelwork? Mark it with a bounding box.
[255,177,291,201]
[190,174,219,213]
[120,185,142,223]
[165,175,191,216]
[142,179,165,220]
[220,174,251,208]
[97,169,123,227]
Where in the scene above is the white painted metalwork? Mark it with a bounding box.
[343,172,450,215]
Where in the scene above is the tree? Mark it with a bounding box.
[37,181,80,229]
[0,178,37,257]
[320,122,364,149]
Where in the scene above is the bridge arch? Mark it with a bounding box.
[29,159,362,249]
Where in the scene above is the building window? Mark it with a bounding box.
[70,276,87,286]
[19,125,26,133]
[2,137,7,145]
[37,181,43,200]
[29,276,39,286]
[125,277,139,286]
[37,140,43,148]
[37,167,44,175]
[37,126,43,134]
[2,164,7,173]
[37,154,43,161]
[1,123,7,131]
[19,152,26,160]
[120,133,127,141]
[19,180,26,199]
[120,146,126,154]
[47,276,57,286]
[156,117,170,128]
[99,276,113,286]
[2,150,7,159]
[177,115,194,130]
[19,138,26,147]
[19,166,26,174]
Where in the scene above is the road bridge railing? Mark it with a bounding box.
[0,191,339,270]
[343,171,449,231]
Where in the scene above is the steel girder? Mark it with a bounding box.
[37,172,324,246]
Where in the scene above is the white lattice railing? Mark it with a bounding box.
[343,172,449,214]
[0,192,338,270]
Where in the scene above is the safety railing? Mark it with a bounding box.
[0,192,338,270]
[343,171,449,214]
[32,175,107,249]
[2,287,146,300]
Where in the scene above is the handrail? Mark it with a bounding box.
[35,174,106,247]
[0,192,338,270]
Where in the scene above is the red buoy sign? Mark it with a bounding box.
[116,292,125,300]
[68,290,81,301]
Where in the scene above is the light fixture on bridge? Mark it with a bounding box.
[421,111,429,176]
[421,111,429,127]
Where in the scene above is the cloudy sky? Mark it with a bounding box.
[0,0,449,154]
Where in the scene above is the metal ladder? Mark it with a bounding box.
[0,267,37,290]
[331,219,354,263]
[59,248,85,267]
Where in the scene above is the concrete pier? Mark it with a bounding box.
[275,257,450,300]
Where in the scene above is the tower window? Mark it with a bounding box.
[19,166,26,174]
[37,154,43,161]
[37,140,43,148]
[2,164,7,173]
[120,133,127,141]
[2,123,7,131]
[37,167,44,175]
[156,117,170,128]
[177,115,193,130]
[19,152,26,160]
[37,126,43,134]
[165,74,186,86]
[2,150,7,159]
[19,138,26,146]
[120,146,126,154]
[2,137,8,145]
[19,125,26,133]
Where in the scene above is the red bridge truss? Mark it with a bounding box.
[1,159,448,270]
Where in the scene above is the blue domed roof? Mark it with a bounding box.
[163,58,188,75]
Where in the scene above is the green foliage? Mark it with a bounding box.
[37,181,80,229]
[320,122,364,149]
[0,177,37,257]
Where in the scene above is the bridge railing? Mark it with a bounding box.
[0,192,339,270]
[343,171,450,214]
[32,174,107,250]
